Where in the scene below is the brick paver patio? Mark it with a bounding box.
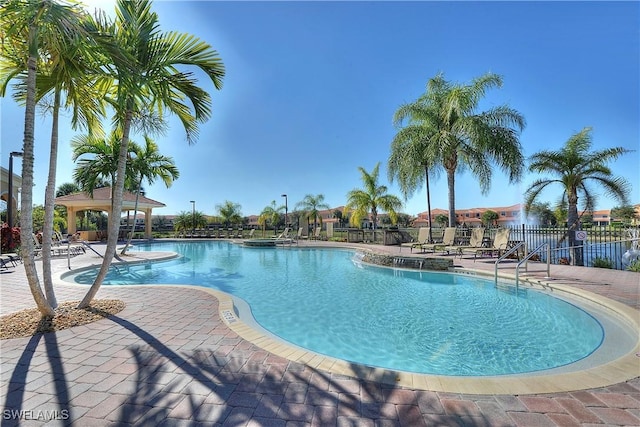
[1,241,639,426]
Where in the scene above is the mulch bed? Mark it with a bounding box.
[0,300,125,340]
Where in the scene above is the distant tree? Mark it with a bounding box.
[481,210,499,227]
[259,201,284,233]
[526,202,557,226]
[396,213,412,228]
[554,205,568,226]
[435,214,448,227]
[295,194,330,232]
[153,216,169,231]
[581,213,594,228]
[216,201,242,227]
[610,205,638,225]
[332,209,344,228]
[55,182,80,197]
[346,163,403,229]
[525,127,631,265]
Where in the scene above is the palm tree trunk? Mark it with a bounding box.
[567,198,584,266]
[447,168,456,227]
[41,88,61,308]
[424,165,433,243]
[77,108,133,308]
[120,177,143,255]
[21,50,54,317]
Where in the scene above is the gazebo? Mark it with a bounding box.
[54,187,165,240]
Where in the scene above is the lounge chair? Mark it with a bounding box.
[312,226,323,240]
[467,228,511,261]
[274,227,291,240]
[0,254,16,269]
[292,227,304,242]
[444,227,485,257]
[419,227,457,253]
[399,227,431,253]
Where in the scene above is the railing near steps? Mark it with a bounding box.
[494,241,526,288]
[515,243,551,289]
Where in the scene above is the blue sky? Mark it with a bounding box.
[1,1,638,219]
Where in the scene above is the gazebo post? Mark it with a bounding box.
[67,207,77,234]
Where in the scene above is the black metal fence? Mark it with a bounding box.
[333,225,640,271]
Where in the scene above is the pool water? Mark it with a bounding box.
[67,241,604,376]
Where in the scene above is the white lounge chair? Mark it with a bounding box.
[419,227,457,253]
[468,228,511,260]
[445,227,485,257]
[399,227,431,253]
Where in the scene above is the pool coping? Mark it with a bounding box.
[59,245,640,395]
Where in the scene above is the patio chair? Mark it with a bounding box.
[468,228,511,261]
[0,254,16,269]
[444,227,485,257]
[310,226,322,240]
[399,227,431,253]
[274,227,291,240]
[419,227,457,253]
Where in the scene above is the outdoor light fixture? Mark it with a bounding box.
[281,194,288,228]
[7,151,23,249]
[190,200,196,234]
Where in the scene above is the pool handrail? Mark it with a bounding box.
[494,241,526,288]
[515,243,551,289]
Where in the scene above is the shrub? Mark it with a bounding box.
[1,224,21,253]
[627,260,640,273]
[592,257,614,269]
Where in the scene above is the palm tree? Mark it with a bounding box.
[259,201,284,235]
[524,127,631,266]
[391,72,525,227]
[76,0,224,308]
[388,95,441,242]
[120,137,179,254]
[216,201,242,228]
[0,0,93,317]
[346,163,403,229]
[2,4,105,309]
[295,194,330,233]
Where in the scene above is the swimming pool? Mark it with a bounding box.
[67,241,606,376]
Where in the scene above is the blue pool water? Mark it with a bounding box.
[67,241,604,376]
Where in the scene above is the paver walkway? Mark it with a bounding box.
[1,241,639,426]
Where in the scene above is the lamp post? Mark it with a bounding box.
[7,151,23,250]
[281,194,288,228]
[190,200,196,234]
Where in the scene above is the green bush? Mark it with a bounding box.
[627,260,640,272]
[592,257,614,269]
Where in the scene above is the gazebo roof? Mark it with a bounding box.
[54,187,165,212]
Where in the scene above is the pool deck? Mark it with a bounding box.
[1,239,639,426]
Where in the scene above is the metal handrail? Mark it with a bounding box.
[515,243,550,289]
[494,241,526,287]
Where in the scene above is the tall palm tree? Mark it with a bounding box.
[216,201,242,228]
[392,72,526,227]
[388,96,442,242]
[295,194,330,233]
[35,32,106,309]
[77,0,224,309]
[525,127,631,266]
[346,163,403,229]
[0,0,91,317]
[120,137,179,254]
